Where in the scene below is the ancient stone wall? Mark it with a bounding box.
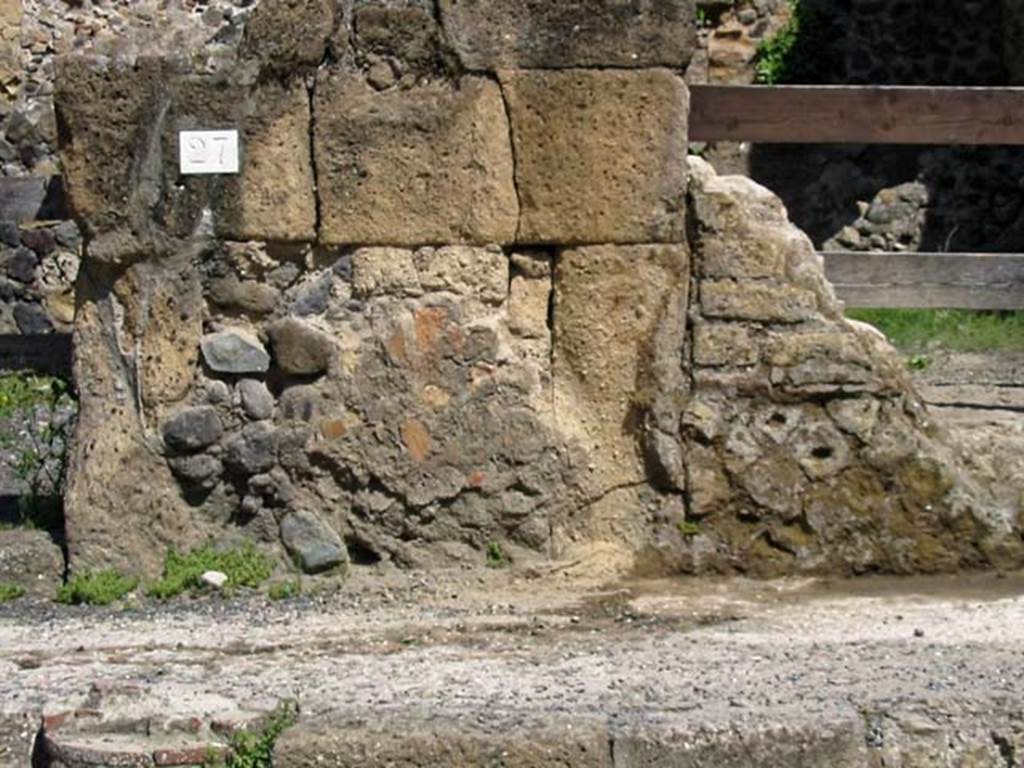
[0,1,255,338]
[52,0,1022,581]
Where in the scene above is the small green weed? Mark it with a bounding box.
[56,571,137,606]
[268,578,301,601]
[0,583,26,603]
[754,2,799,84]
[206,700,298,768]
[907,354,932,371]
[485,540,509,569]
[677,521,702,538]
[847,309,1024,353]
[0,374,69,417]
[754,0,834,85]
[147,542,273,600]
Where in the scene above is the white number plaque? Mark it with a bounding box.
[179,130,240,175]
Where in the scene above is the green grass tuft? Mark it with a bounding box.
[268,578,302,601]
[847,310,1024,353]
[677,521,702,538]
[56,571,137,606]
[0,583,26,603]
[485,540,509,569]
[207,701,298,768]
[0,374,71,418]
[147,542,273,600]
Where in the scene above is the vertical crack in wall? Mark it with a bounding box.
[680,187,701,523]
[496,78,524,243]
[545,249,559,555]
[306,72,324,242]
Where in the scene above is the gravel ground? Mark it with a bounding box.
[3,568,1024,765]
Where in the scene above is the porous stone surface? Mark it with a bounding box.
[314,72,518,246]
[242,0,335,73]
[351,1,444,73]
[439,0,697,71]
[55,60,316,243]
[654,158,1023,576]
[552,244,690,551]
[500,69,690,245]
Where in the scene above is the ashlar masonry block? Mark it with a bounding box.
[500,69,690,245]
[55,58,317,243]
[439,0,697,71]
[314,72,519,246]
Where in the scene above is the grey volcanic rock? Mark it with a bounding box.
[280,510,348,574]
[162,407,224,454]
[201,330,271,375]
[267,319,333,376]
[224,422,278,476]
[238,379,275,421]
[13,303,52,334]
[5,248,36,283]
[168,454,223,492]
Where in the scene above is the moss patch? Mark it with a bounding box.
[268,578,302,601]
[0,583,26,603]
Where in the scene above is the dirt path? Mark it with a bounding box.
[4,569,1024,766]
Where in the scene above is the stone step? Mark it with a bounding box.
[35,731,228,768]
[29,679,276,768]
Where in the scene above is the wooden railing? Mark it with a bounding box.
[690,85,1024,310]
[690,86,1024,145]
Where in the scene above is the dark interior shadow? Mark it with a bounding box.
[747,0,1022,254]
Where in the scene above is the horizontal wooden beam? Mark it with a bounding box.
[0,176,68,223]
[0,334,72,376]
[690,86,1024,145]
[822,251,1024,310]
